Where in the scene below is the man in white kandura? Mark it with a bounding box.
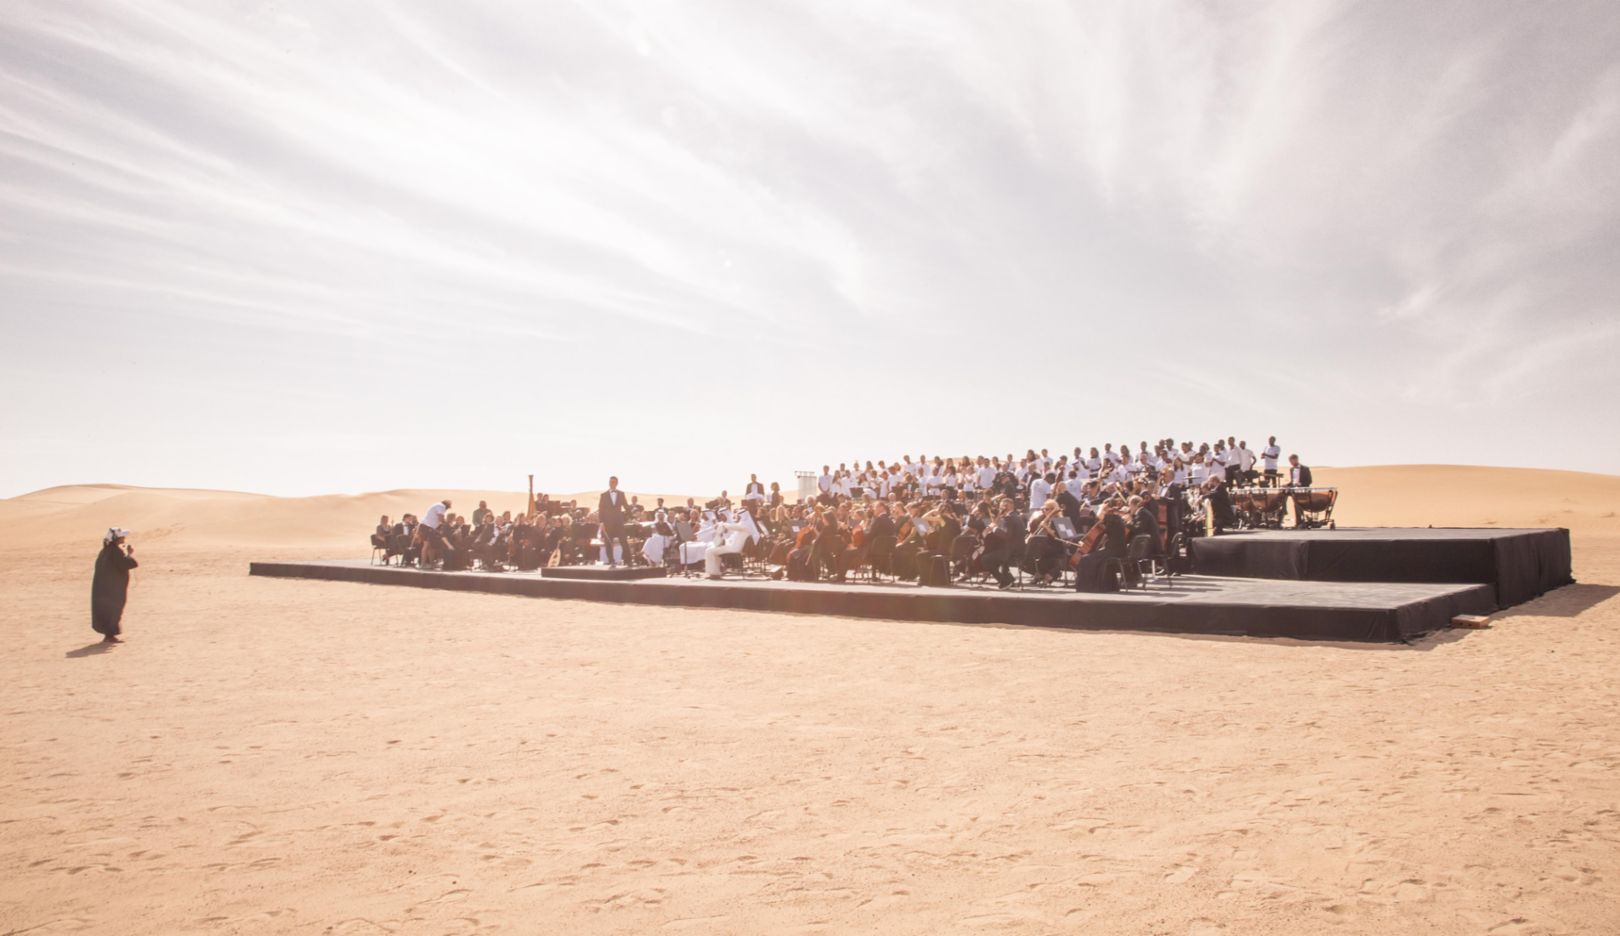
[704,511,756,579]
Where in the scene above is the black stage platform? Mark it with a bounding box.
[250,560,1494,643]
[541,564,667,581]
[1187,527,1572,607]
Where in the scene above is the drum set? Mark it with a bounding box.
[1228,486,1338,530]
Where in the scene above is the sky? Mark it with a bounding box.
[2,0,1618,498]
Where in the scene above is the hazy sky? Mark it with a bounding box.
[2,0,1617,497]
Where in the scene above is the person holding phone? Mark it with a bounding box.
[92,528,138,644]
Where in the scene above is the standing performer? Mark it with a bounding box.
[92,528,138,644]
[598,476,633,567]
[1262,437,1282,487]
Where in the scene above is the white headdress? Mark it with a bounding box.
[104,527,130,545]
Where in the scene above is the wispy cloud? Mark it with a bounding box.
[1,0,1617,496]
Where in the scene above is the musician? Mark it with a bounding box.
[1130,496,1162,558]
[950,521,981,580]
[1287,453,1312,488]
[472,500,492,526]
[1029,472,1053,511]
[1236,441,1258,486]
[1210,442,1229,485]
[1100,499,1132,569]
[890,503,930,581]
[1054,480,1084,531]
[469,516,505,571]
[1260,437,1281,486]
[1025,501,1069,585]
[1203,474,1236,534]
[598,477,633,567]
[1287,454,1315,526]
[867,502,898,543]
[812,505,848,580]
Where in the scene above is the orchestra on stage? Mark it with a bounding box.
[368,436,1336,591]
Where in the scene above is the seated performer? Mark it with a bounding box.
[391,514,419,566]
[705,514,754,579]
[642,519,676,567]
[1024,501,1069,585]
[1288,454,1314,526]
[469,517,505,571]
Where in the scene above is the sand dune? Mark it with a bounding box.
[4,464,1616,556]
[1,466,1617,935]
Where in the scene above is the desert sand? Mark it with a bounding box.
[1,466,1617,935]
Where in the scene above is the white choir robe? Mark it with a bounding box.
[705,522,752,576]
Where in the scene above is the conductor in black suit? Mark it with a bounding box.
[599,476,633,567]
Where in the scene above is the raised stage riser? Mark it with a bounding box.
[249,562,1496,643]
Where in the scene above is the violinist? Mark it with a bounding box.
[1129,495,1162,560]
[1054,478,1084,531]
[867,502,898,543]
[812,504,847,581]
[891,503,929,580]
[1025,500,1070,585]
[1100,499,1130,560]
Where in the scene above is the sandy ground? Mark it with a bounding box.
[1,466,1618,935]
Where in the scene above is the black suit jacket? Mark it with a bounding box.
[599,489,630,530]
[1101,513,1130,558]
[1292,465,1313,486]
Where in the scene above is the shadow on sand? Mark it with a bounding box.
[1495,582,1619,619]
[65,641,115,658]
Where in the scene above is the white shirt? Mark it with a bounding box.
[976,465,997,489]
[421,502,449,530]
[818,473,832,493]
[1238,447,1256,472]
[1103,449,1118,466]
[1065,476,1085,499]
[1029,478,1052,510]
[1291,465,1305,485]
[1263,445,1281,471]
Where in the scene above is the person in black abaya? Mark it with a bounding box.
[92,528,138,643]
